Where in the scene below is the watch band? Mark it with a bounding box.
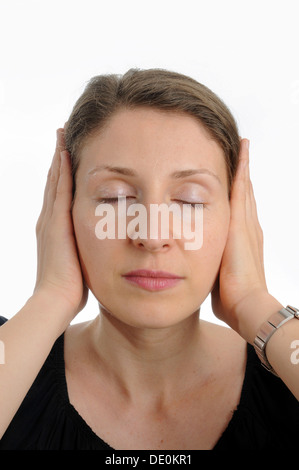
[253,305,299,376]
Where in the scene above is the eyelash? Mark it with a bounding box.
[97,197,206,208]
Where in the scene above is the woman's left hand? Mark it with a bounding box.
[211,139,279,342]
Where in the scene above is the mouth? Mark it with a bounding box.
[122,269,184,291]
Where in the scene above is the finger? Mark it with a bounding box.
[229,139,250,223]
[52,150,73,215]
[241,141,262,235]
[45,129,65,218]
[241,142,261,234]
[243,149,266,281]
[241,138,250,193]
[36,165,51,227]
[36,129,64,230]
[233,139,249,192]
[248,179,261,225]
[248,179,265,271]
[57,127,66,151]
[35,129,67,290]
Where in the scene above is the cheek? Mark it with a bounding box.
[188,207,230,284]
[204,205,230,258]
[207,208,230,251]
[72,204,110,285]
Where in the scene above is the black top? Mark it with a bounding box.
[0,315,298,450]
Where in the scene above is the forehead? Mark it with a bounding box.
[78,107,227,184]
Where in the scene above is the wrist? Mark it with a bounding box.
[27,289,75,333]
[235,290,284,345]
[253,305,299,375]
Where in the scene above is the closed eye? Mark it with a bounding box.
[96,197,135,204]
[172,200,206,209]
[96,197,206,209]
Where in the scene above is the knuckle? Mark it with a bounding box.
[55,185,65,197]
[50,171,57,185]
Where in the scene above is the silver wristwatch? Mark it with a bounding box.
[253,305,299,376]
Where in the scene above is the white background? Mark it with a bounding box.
[0,0,298,325]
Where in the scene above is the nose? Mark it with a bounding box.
[127,201,174,252]
[131,237,171,252]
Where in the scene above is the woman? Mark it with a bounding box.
[0,68,298,450]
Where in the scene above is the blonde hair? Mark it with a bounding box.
[65,68,240,197]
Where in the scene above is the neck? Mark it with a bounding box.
[87,308,209,406]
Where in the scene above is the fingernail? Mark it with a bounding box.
[245,139,250,150]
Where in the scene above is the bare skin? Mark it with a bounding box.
[64,318,246,450]
[0,109,298,449]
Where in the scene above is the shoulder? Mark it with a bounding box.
[199,319,247,368]
[205,321,299,449]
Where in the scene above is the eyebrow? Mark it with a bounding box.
[87,165,221,184]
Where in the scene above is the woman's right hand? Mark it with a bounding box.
[34,128,88,321]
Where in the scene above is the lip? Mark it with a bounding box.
[123,269,183,278]
[122,269,184,291]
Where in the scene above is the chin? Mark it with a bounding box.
[97,296,201,330]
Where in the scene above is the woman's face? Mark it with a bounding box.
[72,107,231,328]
